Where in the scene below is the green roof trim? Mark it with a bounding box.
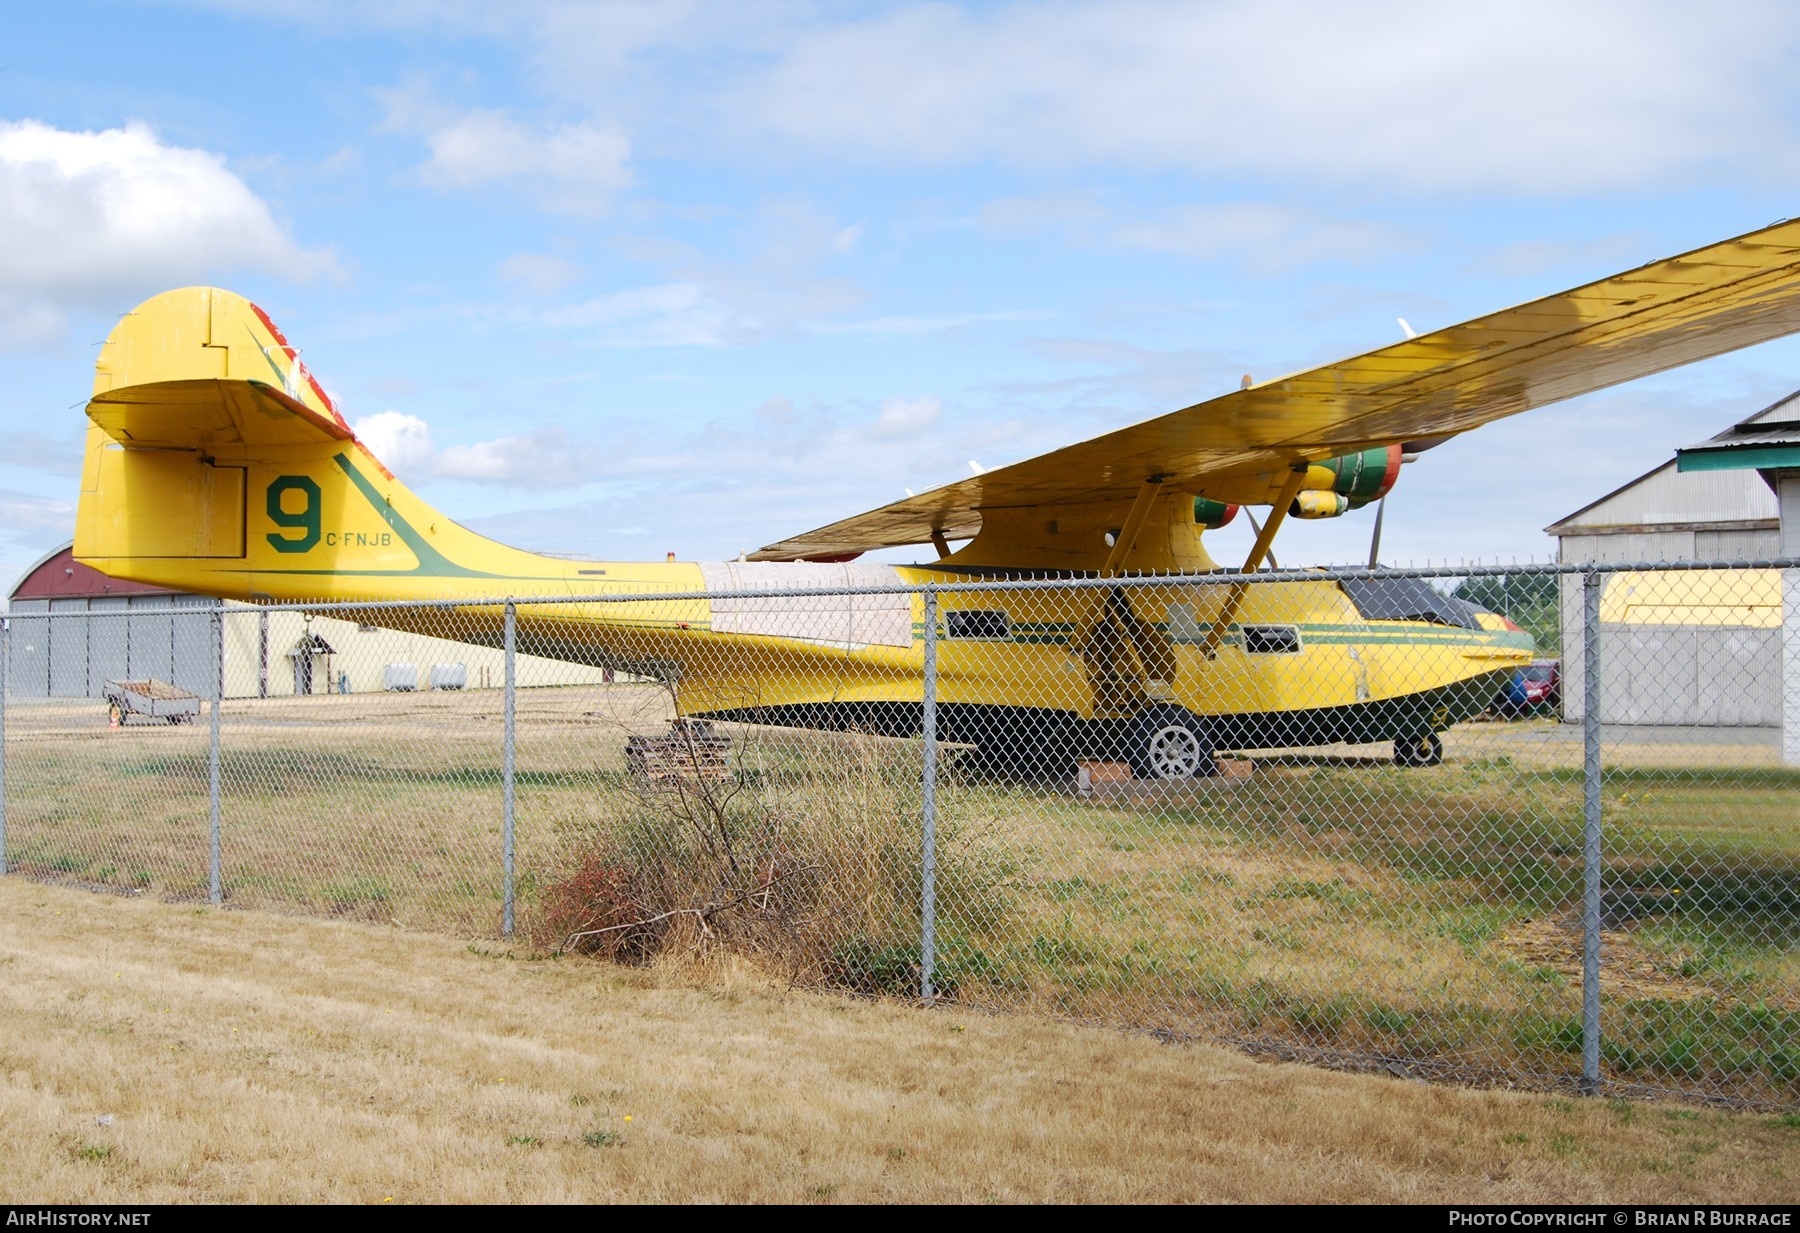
[1676,444,1800,473]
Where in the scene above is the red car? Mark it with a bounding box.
[1495,660,1561,717]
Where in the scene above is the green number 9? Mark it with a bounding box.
[267,475,322,553]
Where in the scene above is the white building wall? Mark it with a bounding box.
[220,604,611,698]
[1782,475,1800,763]
[1559,529,1695,722]
[1558,527,1781,727]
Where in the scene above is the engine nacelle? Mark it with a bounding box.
[1314,443,1402,508]
[1192,497,1239,529]
[1190,442,1406,523]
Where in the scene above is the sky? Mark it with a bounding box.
[6,0,1800,589]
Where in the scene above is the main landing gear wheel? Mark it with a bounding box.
[1128,706,1216,780]
[1394,732,1444,768]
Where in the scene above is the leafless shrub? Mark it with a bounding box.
[535,687,1014,990]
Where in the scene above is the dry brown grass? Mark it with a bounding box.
[7,689,1799,1104]
[0,879,1793,1204]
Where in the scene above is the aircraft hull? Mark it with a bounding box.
[699,673,1506,764]
[348,574,1528,759]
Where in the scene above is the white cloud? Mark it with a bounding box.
[352,410,601,488]
[869,395,942,439]
[379,83,632,212]
[438,386,1068,562]
[444,250,869,348]
[528,0,1800,194]
[201,1,1800,195]
[498,251,580,296]
[436,428,599,487]
[352,411,437,474]
[816,310,1050,337]
[977,191,1112,239]
[1466,232,1655,279]
[0,431,84,477]
[755,395,795,426]
[0,119,337,347]
[1106,203,1413,269]
[422,109,631,194]
[336,281,734,348]
[0,490,79,601]
[182,0,542,34]
[493,282,731,346]
[0,490,76,534]
[978,193,1412,268]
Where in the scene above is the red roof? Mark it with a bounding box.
[10,544,178,601]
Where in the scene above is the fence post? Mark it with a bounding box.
[208,603,223,906]
[502,599,517,938]
[920,586,939,1004]
[1,616,9,877]
[1580,568,1604,1095]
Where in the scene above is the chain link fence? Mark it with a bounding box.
[1,562,1795,1109]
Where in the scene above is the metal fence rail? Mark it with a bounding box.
[2,560,1795,1109]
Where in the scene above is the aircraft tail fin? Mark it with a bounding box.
[90,286,351,433]
[73,287,537,600]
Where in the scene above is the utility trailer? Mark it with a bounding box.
[104,679,202,726]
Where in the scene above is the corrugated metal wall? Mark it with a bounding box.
[6,595,218,699]
[7,596,614,701]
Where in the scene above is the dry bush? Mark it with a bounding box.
[534,720,1014,994]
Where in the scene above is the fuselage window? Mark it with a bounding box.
[1242,624,1301,654]
[946,609,1010,640]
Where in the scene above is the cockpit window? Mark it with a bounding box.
[945,609,1010,640]
[1242,625,1301,654]
[1339,577,1481,629]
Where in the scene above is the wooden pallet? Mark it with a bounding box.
[625,719,732,783]
[1076,756,1255,801]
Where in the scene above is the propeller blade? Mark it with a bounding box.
[1240,507,1278,570]
[1367,494,1386,569]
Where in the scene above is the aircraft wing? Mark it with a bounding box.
[751,218,1800,561]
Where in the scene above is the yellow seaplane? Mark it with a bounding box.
[70,220,1800,776]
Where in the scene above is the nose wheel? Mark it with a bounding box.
[1394,732,1443,767]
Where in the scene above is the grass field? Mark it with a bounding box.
[4,686,1796,1106]
[0,878,1795,1204]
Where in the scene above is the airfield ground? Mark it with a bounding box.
[0,877,1795,1204]
[4,686,1797,1106]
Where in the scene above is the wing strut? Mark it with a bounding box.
[1101,477,1167,576]
[1199,464,1307,659]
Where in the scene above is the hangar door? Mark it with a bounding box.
[1600,625,1778,726]
[4,595,219,699]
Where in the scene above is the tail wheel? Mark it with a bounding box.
[1127,706,1216,780]
[1394,732,1443,768]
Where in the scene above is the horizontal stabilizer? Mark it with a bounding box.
[89,378,354,451]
